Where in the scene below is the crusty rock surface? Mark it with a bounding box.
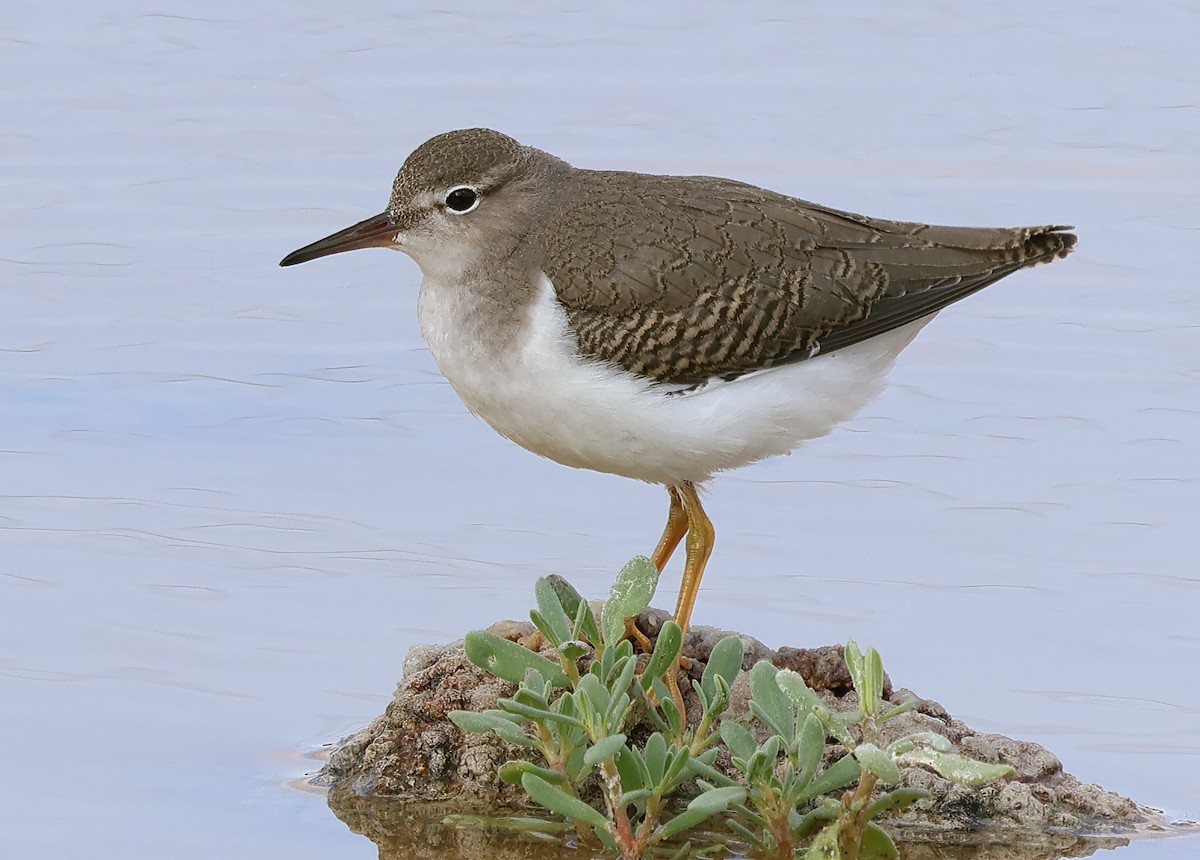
[314,612,1169,857]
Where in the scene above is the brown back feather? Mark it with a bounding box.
[534,171,1075,385]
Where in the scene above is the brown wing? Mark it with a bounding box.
[537,170,1075,385]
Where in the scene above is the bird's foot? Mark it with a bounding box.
[665,668,686,720]
[518,630,545,652]
[624,617,654,653]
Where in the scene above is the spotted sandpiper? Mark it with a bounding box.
[281,127,1076,640]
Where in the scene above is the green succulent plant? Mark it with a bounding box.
[447,560,1013,860]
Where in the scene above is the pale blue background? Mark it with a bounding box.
[2,2,1197,858]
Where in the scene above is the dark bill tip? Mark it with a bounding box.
[279,212,398,267]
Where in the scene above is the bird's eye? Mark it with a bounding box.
[444,186,479,214]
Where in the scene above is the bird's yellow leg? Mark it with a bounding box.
[651,485,688,572]
[661,481,715,719]
[674,481,714,637]
[625,487,689,653]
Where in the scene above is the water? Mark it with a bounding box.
[2,3,1197,858]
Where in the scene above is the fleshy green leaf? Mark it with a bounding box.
[621,742,654,791]
[545,574,585,622]
[859,821,900,860]
[654,677,684,738]
[731,799,767,828]
[497,760,570,786]
[794,804,840,839]
[634,682,669,733]
[600,556,660,647]
[844,640,865,693]
[854,743,901,785]
[844,640,885,716]
[866,787,929,818]
[687,784,746,815]
[554,689,580,719]
[640,621,682,689]
[593,825,618,852]
[576,672,611,720]
[705,674,731,721]
[803,821,841,860]
[557,640,589,662]
[643,732,668,786]
[820,707,858,747]
[513,683,549,711]
[701,635,744,701]
[441,814,572,833]
[887,731,952,756]
[745,735,781,786]
[661,746,692,791]
[498,697,583,729]
[604,692,632,737]
[594,643,615,683]
[542,575,601,646]
[604,656,638,728]
[879,700,916,722]
[896,749,1014,785]
[749,661,794,744]
[619,788,653,809]
[727,817,765,849]
[860,646,884,715]
[775,669,823,714]
[795,712,825,788]
[520,773,608,828]
[533,577,573,645]
[573,598,601,647]
[719,720,757,762]
[463,630,570,689]
[448,710,537,748]
[616,745,648,792]
[654,786,746,839]
[804,752,862,800]
[583,733,627,766]
[522,670,548,701]
[685,754,739,788]
[528,610,559,651]
[667,840,693,860]
[564,742,588,784]
[606,651,636,688]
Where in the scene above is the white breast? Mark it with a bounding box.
[417,273,931,486]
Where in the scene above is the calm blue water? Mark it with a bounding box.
[2,3,1197,858]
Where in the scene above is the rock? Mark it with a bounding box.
[313,613,1171,858]
[775,643,885,696]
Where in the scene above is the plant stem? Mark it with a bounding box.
[633,793,666,855]
[763,793,792,860]
[599,759,639,859]
[838,771,879,860]
[561,655,581,686]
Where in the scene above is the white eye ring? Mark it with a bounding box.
[444,185,480,214]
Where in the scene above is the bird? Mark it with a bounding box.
[280,127,1076,644]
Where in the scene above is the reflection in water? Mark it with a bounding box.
[326,791,1143,860]
[328,794,588,860]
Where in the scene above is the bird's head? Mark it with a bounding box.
[280,128,566,279]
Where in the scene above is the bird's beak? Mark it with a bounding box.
[279,211,399,267]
